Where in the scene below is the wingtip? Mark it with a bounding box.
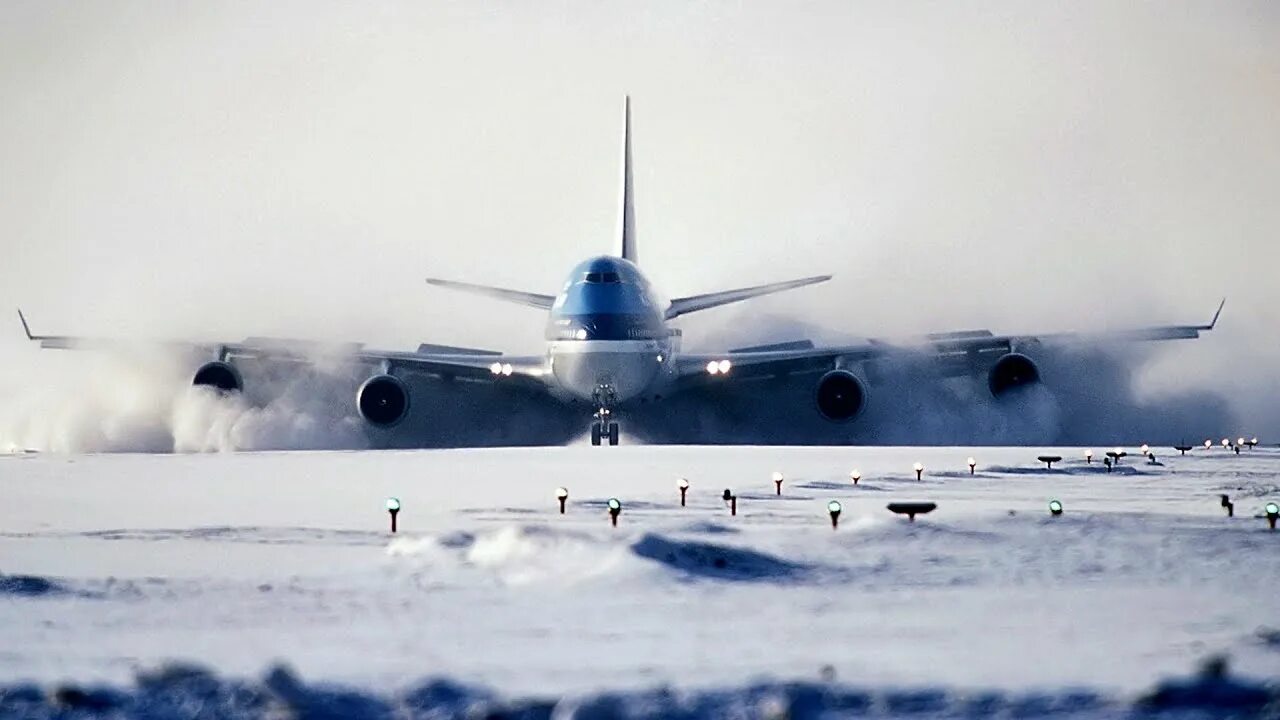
[1209,297,1226,329]
[16,308,31,340]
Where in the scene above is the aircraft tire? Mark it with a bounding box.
[608,423,619,446]
[591,425,602,446]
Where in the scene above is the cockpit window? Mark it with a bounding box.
[584,272,602,283]
[602,272,621,283]
[583,272,623,284]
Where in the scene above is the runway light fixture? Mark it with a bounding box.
[827,500,842,529]
[967,457,977,475]
[678,478,689,507]
[722,488,737,516]
[913,462,925,481]
[1038,455,1063,470]
[1140,444,1150,457]
[850,469,861,485]
[1266,502,1279,530]
[385,497,401,533]
[772,471,784,495]
[556,486,569,514]
[1204,440,1213,450]
[1085,449,1094,464]
[607,497,622,527]
[1048,499,1063,517]
[1222,438,1231,449]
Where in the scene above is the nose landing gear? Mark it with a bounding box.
[590,386,620,447]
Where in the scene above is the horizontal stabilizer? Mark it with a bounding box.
[425,278,555,310]
[665,275,831,320]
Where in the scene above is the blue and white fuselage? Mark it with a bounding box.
[545,256,675,405]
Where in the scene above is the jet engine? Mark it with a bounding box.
[192,361,243,393]
[987,353,1041,397]
[357,374,410,427]
[814,370,867,422]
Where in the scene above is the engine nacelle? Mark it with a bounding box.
[192,361,243,393]
[814,370,867,422]
[357,374,410,427]
[988,353,1041,397]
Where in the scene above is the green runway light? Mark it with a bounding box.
[1048,500,1063,516]
[608,498,621,511]
[386,497,401,512]
[1266,503,1279,515]
[827,500,843,514]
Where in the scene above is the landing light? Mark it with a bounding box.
[501,363,513,376]
[706,360,720,375]
[718,359,732,374]
[489,362,503,375]
[575,329,588,340]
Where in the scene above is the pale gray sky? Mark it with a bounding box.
[1,1,1277,436]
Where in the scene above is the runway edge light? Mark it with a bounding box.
[386,497,401,533]
[1048,499,1063,517]
[556,486,569,514]
[827,500,842,529]
[607,498,622,527]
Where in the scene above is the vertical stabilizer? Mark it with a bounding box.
[618,96,638,265]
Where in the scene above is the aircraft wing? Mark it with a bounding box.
[17,310,549,388]
[665,275,831,319]
[424,278,556,310]
[675,299,1225,387]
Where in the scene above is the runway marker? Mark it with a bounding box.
[1048,499,1063,517]
[386,497,401,533]
[556,487,569,514]
[1038,455,1062,470]
[827,500,842,529]
[887,502,936,522]
[607,498,622,527]
[678,478,689,507]
[967,457,977,475]
[772,471,784,495]
[913,462,924,481]
[1220,494,1234,518]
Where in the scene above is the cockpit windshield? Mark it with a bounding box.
[584,272,622,284]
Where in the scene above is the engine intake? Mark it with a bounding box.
[815,370,867,422]
[192,361,242,393]
[988,353,1041,397]
[357,374,410,427]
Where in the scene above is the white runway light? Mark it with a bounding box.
[1048,499,1063,517]
[385,497,401,533]
[772,471,784,495]
[967,457,977,475]
[827,500,842,529]
[678,478,689,506]
[1140,444,1150,457]
[913,462,924,481]
[1085,449,1094,464]
[607,498,622,527]
[850,469,861,486]
[1204,440,1213,450]
[556,486,569,514]
[1266,502,1279,530]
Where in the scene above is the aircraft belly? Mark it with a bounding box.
[549,340,661,403]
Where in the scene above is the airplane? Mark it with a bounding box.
[18,97,1225,447]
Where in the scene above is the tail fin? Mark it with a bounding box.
[617,95,638,265]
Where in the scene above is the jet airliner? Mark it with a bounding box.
[19,98,1223,446]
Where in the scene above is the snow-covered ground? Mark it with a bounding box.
[2,445,1278,716]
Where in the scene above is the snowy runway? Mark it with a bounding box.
[2,445,1278,713]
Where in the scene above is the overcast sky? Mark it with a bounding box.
[1,1,1277,437]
